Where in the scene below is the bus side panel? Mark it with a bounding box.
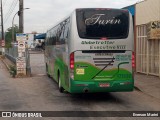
[54,57,70,91]
[45,45,55,78]
[45,17,71,92]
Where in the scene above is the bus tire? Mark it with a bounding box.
[58,72,64,93]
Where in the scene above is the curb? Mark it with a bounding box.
[29,52,44,54]
[134,84,160,101]
[134,86,142,92]
[1,59,10,70]
[1,58,32,78]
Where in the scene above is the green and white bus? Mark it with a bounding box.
[45,8,134,93]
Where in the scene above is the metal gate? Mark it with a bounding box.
[136,25,160,76]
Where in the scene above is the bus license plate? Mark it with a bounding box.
[99,83,110,88]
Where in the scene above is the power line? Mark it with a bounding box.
[3,0,7,7]
[4,0,18,21]
[4,0,18,24]
[4,0,16,20]
[3,0,12,14]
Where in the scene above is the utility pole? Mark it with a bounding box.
[19,0,23,33]
[1,0,4,41]
[19,0,31,77]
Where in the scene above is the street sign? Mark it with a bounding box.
[17,62,26,68]
[16,57,26,75]
[18,41,25,53]
[18,52,26,57]
[16,33,27,41]
[0,40,5,47]
[1,40,5,47]
[16,57,26,62]
[16,33,28,76]
[147,21,160,39]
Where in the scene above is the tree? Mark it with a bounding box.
[5,25,19,48]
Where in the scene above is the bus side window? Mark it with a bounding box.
[59,23,65,45]
[64,18,70,42]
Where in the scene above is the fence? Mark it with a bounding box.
[5,46,31,76]
[5,46,18,64]
[136,25,160,76]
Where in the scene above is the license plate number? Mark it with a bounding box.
[99,83,110,87]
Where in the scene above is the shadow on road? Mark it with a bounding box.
[70,93,123,104]
[47,77,124,104]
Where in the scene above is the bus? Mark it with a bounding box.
[45,8,134,93]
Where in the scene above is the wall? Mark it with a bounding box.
[136,0,160,25]
[136,0,160,77]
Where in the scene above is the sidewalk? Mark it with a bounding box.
[29,50,44,54]
[0,56,15,70]
[134,73,160,100]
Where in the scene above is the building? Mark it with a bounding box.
[135,0,160,76]
[25,33,46,49]
[123,4,135,25]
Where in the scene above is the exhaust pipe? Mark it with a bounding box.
[83,88,89,93]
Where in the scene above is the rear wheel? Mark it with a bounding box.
[58,71,64,93]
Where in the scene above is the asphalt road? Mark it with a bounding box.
[0,54,160,120]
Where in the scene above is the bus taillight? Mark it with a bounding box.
[101,37,108,40]
[132,52,135,68]
[70,52,74,69]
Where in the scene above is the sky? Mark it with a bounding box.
[3,0,138,33]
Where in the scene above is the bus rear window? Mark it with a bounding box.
[76,9,129,39]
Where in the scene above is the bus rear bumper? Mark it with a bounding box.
[69,79,134,93]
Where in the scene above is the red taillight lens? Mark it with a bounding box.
[70,52,74,69]
[132,52,135,68]
[101,37,108,40]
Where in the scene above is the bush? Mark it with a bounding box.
[9,65,16,77]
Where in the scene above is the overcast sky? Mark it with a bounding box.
[3,0,138,33]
